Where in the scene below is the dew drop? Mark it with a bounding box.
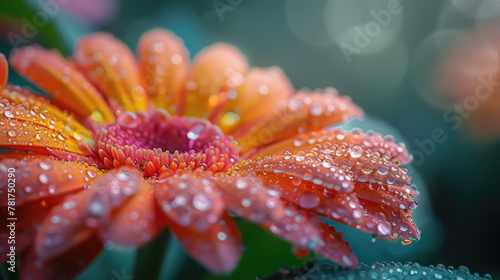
[273,164,285,174]
[361,163,373,174]
[116,171,130,182]
[299,192,320,209]
[217,231,227,241]
[192,193,211,212]
[39,174,50,184]
[88,200,105,216]
[292,177,302,186]
[62,200,77,210]
[4,110,14,118]
[117,112,139,129]
[377,222,391,236]
[402,238,413,245]
[295,151,306,162]
[39,161,52,171]
[350,145,363,158]
[293,139,303,147]
[386,175,396,185]
[86,169,98,179]
[302,169,313,181]
[40,110,50,119]
[310,103,322,116]
[187,123,205,140]
[241,198,252,207]
[377,166,390,175]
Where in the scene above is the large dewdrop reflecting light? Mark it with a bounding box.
[0,28,420,280]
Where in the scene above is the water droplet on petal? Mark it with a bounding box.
[361,163,373,174]
[187,123,205,140]
[299,192,320,209]
[39,174,50,184]
[192,193,211,212]
[236,179,248,190]
[86,169,98,179]
[4,110,14,118]
[302,170,313,181]
[377,166,390,175]
[217,231,227,241]
[117,112,139,129]
[350,145,363,158]
[39,161,52,171]
[377,223,391,236]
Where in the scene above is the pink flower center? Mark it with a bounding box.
[93,110,240,177]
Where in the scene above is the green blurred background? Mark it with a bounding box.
[1,0,499,279]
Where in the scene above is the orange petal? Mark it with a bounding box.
[21,235,102,280]
[0,158,100,207]
[34,167,144,260]
[9,46,114,123]
[212,175,285,223]
[182,43,247,117]
[75,33,147,112]
[155,172,225,233]
[138,29,189,113]
[0,53,7,90]
[249,129,411,165]
[215,67,293,133]
[99,186,161,247]
[165,212,242,274]
[235,89,363,153]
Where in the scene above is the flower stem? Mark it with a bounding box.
[133,229,170,280]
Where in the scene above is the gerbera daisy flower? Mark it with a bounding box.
[0,29,420,279]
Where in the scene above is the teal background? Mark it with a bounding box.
[1,0,499,279]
